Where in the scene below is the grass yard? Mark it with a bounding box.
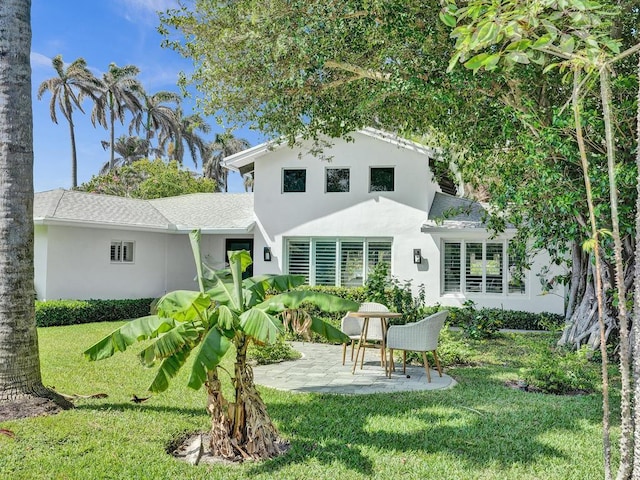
[0,322,615,480]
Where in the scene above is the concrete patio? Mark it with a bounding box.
[253,341,457,395]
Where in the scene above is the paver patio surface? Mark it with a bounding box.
[253,342,456,395]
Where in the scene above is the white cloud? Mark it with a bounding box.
[30,52,52,70]
[115,0,180,23]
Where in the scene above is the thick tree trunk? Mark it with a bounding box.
[208,336,283,461]
[559,249,617,350]
[0,0,72,417]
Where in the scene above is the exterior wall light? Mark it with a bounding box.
[413,249,422,264]
[263,246,272,262]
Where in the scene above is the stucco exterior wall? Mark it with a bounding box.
[249,133,565,315]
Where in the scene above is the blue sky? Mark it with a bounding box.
[31,0,265,193]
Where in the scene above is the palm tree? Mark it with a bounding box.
[37,55,101,188]
[86,231,355,460]
[0,0,71,415]
[98,136,155,174]
[162,108,210,168]
[130,90,181,158]
[91,63,143,171]
[205,132,251,192]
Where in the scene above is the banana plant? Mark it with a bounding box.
[85,229,357,460]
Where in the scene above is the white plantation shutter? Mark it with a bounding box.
[314,240,337,285]
[443,242,461,293]
[465,242,483,292]
[340,242,364,286]
[486,243,503,293]
[367,241,392,276]
[287,240,310,283]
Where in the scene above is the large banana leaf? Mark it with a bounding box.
[84,315,175,361]
[240,308,284,344]
[215,304,239,331]
[205,279,241,310]
[148,343,193,393]
[256,291,359,314]
[139,322,202,367]
[156,290,210,322]
[228,250,251,308]
[188,229,222,291]
[243,274,306,306]
[188,328,232,390]
[310,316,351,343]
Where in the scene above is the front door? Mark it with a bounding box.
[225,238,254,278]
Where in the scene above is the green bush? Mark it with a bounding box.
[445,304,563,332]
[248,336,302,365]
[35,298,155,327]
[399,327,473,367]
[522,346,599,394]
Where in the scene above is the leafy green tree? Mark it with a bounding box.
[205,132,251,192]
[85,231,356,460]
[77,158,216,199]
[0,0,72,415]
[91,63,143,171]
[37,55,101,188]
[159,0,639,348]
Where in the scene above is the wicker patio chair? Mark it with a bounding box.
[386,311,448,382]
[341,302,389,365]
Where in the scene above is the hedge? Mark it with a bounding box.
[35,298,155,327]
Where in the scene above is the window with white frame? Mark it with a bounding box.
[285,238,392,286]
[442,240,525,295]
[110,241,134,263]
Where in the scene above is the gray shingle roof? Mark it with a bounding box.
[34,189,254,232]
[423,192,487,230]
[149,193,254,231]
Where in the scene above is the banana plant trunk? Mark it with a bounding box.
[207,334,283,460]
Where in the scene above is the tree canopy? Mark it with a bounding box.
[77,158,215,199]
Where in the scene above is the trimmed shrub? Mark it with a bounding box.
[35,298,155,327]
[248,337,302,365]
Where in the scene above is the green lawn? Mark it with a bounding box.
[0,322,615,480]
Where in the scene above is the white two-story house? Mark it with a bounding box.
[33,128,564,314]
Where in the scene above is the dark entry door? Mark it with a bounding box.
[225,238,254,278]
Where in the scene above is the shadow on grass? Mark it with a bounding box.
[74,402,204,417]
[248,367,602,477]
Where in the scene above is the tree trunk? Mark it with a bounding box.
[559,251,617,350]
[0,0,72,417]
[68,112,77,188]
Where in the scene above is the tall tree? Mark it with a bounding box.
[162,108,210,168]
[159,0,639,349]
[37,55,100,188]
[130,90,181,158]
[204,132,250,192]
[0,0,71,418]
[91,63,143,171]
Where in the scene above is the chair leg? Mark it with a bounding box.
[350,341,355,361]
[433,350,442,377]
[388,349,395,377]
[402,350,407,374]
[342,343,347,365]
[422,351,432,383]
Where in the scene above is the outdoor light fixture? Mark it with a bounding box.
[263,246,272,262]
[413,249,422,264]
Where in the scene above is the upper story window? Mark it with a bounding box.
[111,241,134,263]
[370,167,395,192]
[442,240,525,295]
[283,168,306,193]
[326,168,350,193]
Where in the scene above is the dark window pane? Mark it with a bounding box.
[283,169,306,192]
[370,167,394,192]
[326,168,350,192]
